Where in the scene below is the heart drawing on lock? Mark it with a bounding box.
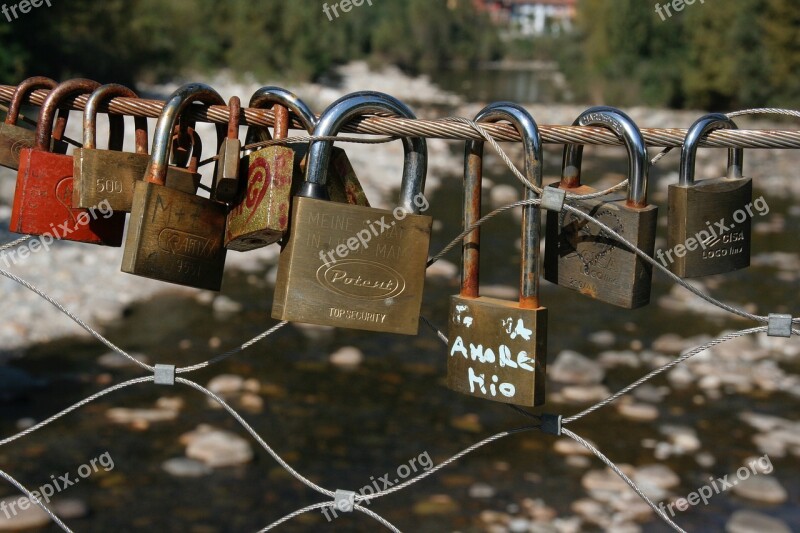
[560,206,625,271]
[54,175,79,225]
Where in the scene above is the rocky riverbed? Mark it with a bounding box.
[0,62,799,532]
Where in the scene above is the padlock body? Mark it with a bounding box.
[447,295,547,406]
[272,196,432,334]
[0,123,36,170]
[213,137,242,203]
[73,149,199,211]
[544,184,658,309]
[10,148,125,245]
[224,145,294,251]
[122,181,227,290]
[667,177,752,277]
[225,145,371,252]
[295,146,371,207]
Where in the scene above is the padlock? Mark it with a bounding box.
[447,103,547,406]
[272,91,432,335]
[10,78,126,246]
[212,96,242,203]
[543,106,658,309]
[72,83,148,211]
[225,86,370,251]
[0,76,68,170]
[668,114,752,277]
[121,83,228,290]
[224,93,296,250]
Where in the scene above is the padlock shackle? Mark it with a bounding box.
[6,76,57,126]
[462,102,543,308]
[561,106,650,208]
[34,78,101,152]
[679,113,743,185]
[226,96,241,140]
[249,86,318,134]
[144,83,225,186]
[83,84,148,154]
[303,91,427,209]
[170,121,202,174]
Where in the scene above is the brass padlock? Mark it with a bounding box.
[225,86,370,251]
[121,83,228,291]
[10,78,127,246]
[667,114,752,277]
[543,106,658,309]
[212,96,242,203]
[72,83,148,211]
[447,103,547,406]
[272,91,432,335]
[0,76,68,169]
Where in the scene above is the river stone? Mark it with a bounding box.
[550,350,605,385]
[617,402,659,422]
[184,426,254,467]
[489,184,519,209]
[207,374,245,396]
[633,464,680,490]
[0,497,50,530]
[162,457,212,478]
[52,498,88,519]
[329,346,364,368]
[731,475,788,504]
[726,510,792,533]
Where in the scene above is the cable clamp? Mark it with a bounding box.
[767,314,793,338]
[333,489,356,513]
[540,414,562,436]
[154,364,176,385]
[541,187,566,212]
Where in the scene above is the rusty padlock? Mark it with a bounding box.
[121,83,228,290]
[211,96,242,203]
[225,86,371,251]
[0,76,69,170]
[543,106,657,309]
[667,114,752,277]
[272,91,432,335]
[224,94,295,250]
[10,79,126,246]
[447,103,547,406]
[72,83,149,211]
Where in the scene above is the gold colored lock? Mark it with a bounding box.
[272,91,432,335]
[72,83,149,211]
[0,76,68,169]
[447,103,547,406]
[543,106,658,309]
[668,114,752,277]
[121,83,228,291]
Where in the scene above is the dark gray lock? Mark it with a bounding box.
[668,113,752,278]
[544,106,657,309]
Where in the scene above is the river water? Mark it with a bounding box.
[0,72,799,532]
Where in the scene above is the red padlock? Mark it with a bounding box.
[0,76,69,169]
[10,79,126,246]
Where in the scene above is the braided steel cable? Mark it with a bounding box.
[3,85,800,149]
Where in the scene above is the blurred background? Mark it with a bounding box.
[0,1,798,532]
